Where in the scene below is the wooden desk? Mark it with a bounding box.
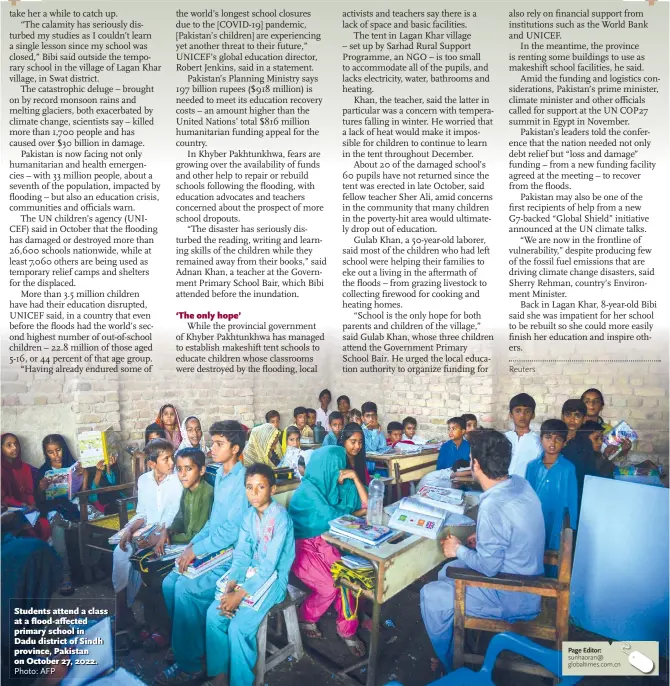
[319,509,476,686]
[367,446,440,501]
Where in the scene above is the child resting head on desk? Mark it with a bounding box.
[288,445,368,657]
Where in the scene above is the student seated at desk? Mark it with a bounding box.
[1,433,51,542]
[338,423,370,485]
[361,402,387,452]
[306,408,317,432]
[421,429,545,675]
[158,421,249,686]
[402,416,426,445]
[462,413,478,436]
[289,446,368,657]
[155,404,183,452]
[316,389,332,430]
[139,448,214,651]
[158,448,214,549]
[83,452,123,515]
[131,423,168,475]
[36,434,88,596]
[113,439,182,630]
[505,393,543,478]
[265,410,281,430]
[265,411,282,456]
[348,408,362,425]
[437,417,470,470]
[525,420,577,577]
[278,427,311,478]
[322,411,345,446]
[177,415,206,453]
[337,395,351,418]
[280,406,312,453]
[206,463,295,686]
[386,422,404,447]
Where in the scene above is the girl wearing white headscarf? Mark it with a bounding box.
[177,415,205,452]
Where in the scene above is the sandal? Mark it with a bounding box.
[143,632,170,652]
[339,634,366,658]
[154,663,204,686]
[59,579,75,596]
[299,622,322,639]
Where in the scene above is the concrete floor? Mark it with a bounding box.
[71,566,668,686]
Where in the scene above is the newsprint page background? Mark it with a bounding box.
[2,0,667,460]
[0,0,669,678]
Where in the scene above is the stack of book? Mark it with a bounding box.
[215,569,278,611]
[341,554,374,571]
[154,544,187,561]
[328,515,396,546]
[108,522,160,546]
[177,547,233,578]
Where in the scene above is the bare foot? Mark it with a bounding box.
[430,657,444,674]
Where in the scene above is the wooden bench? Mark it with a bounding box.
[254,584,305,686]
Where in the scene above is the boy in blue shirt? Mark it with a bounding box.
[505,393,543,478]
[437,417,470,470]
[157,421,249,685]
[361,401,387,452]
[322,411,345,446]
[205,463,295,686]
[525,419,578,576]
